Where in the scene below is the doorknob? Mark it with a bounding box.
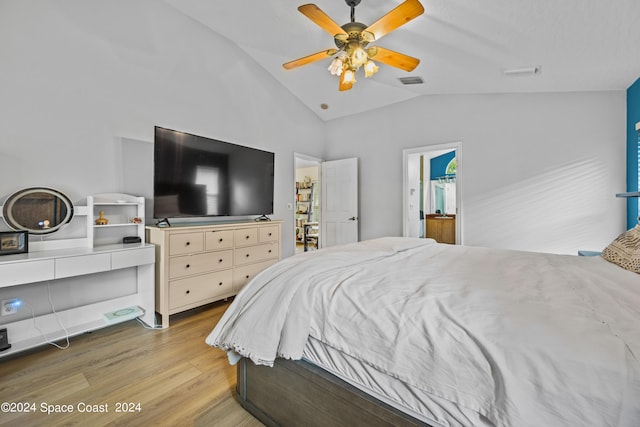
[348,216,358,221]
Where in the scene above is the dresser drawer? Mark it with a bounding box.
[205,230,234,251]
[169,269,233,310]
[169,232,204,256]
[235,228,258,246]
[235,242,279,266]
[169,250,233,279]
[259,225,279,243]
[233,259,278,292]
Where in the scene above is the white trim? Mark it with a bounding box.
[402,141,463,244]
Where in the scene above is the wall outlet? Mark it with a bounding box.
[1,298,21,316]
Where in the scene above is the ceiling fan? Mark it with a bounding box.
[283,0,424,91]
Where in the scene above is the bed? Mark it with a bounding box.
[206,236,640,426]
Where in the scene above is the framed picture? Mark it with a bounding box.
[0,231,28,255]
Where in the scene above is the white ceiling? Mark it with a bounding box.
[165,0,640,121]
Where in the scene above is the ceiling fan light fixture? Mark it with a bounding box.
[351,45,369,67]
[343,68,357,84]
[328,57,344,75]
[286,0,425,91]
[364,60,379,77]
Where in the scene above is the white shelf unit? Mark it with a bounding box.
[0,192,156,358]
[0,244,155,358]
[87,193,145,247]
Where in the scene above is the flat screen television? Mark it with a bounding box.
[153,126,275,219]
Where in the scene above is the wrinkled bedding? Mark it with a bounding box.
[206,237,640,426]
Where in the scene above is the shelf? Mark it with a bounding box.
[94,223,140,228]
[87,193,145,247]
[93,202,139,206]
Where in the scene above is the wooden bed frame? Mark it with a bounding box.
[236,357,433,427]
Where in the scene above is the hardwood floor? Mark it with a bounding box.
[0,300,263,427]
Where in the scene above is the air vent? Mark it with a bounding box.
[503,66,541,76]
[398,76,424,85]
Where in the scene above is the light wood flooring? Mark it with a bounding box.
[0,300,264,427]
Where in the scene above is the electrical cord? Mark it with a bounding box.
[135,313,164,330]
[23,281,70,350]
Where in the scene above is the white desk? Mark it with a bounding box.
[0,243,155,357]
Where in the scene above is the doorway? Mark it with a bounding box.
[402,142,462,244]
[294,153,322,254]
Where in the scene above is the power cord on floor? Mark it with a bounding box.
[135,314,164,330]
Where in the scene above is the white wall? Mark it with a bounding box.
[0,0,325,258]
[325,91,626,254]
[296,166,320,182]
[0,0,325,326]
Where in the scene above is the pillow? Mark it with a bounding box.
[601,225,640,273]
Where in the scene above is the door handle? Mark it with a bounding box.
[348,216,358,221]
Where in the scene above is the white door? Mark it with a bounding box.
[321,158,358,247]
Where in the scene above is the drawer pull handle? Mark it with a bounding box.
[268,232,272,236]
[268,249,272,253]
[219,238,223,243]
[219,259,223,263]
[218,282,223,286]
[245,254,250,258]
[245,235,250,239]
[186,264,190,268]
[186,241,190,246]
[186,290,190,294]
[245,275,250,279]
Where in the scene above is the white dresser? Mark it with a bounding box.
[146,220,281,327]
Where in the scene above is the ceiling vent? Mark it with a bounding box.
[398,76,424,85]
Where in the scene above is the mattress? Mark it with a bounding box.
[302,335,490,427]
[208,237,640,426]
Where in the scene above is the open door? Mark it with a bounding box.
[294,154,322,254]
[403,142,462,244]
[321,158,359,247]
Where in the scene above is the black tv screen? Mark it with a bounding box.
[153,126,275,219]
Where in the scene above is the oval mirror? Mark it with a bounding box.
[2,187,74,234]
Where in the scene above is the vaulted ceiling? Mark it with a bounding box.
[165,0,640,121]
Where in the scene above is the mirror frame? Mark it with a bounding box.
[2,187,74,235]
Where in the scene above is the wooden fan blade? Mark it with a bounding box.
[364,0,424,41]
[369,46,420,72]
[283,49,338,70]
[338,72,354,91]
[298,4,348,37]
[339,81,353,91]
